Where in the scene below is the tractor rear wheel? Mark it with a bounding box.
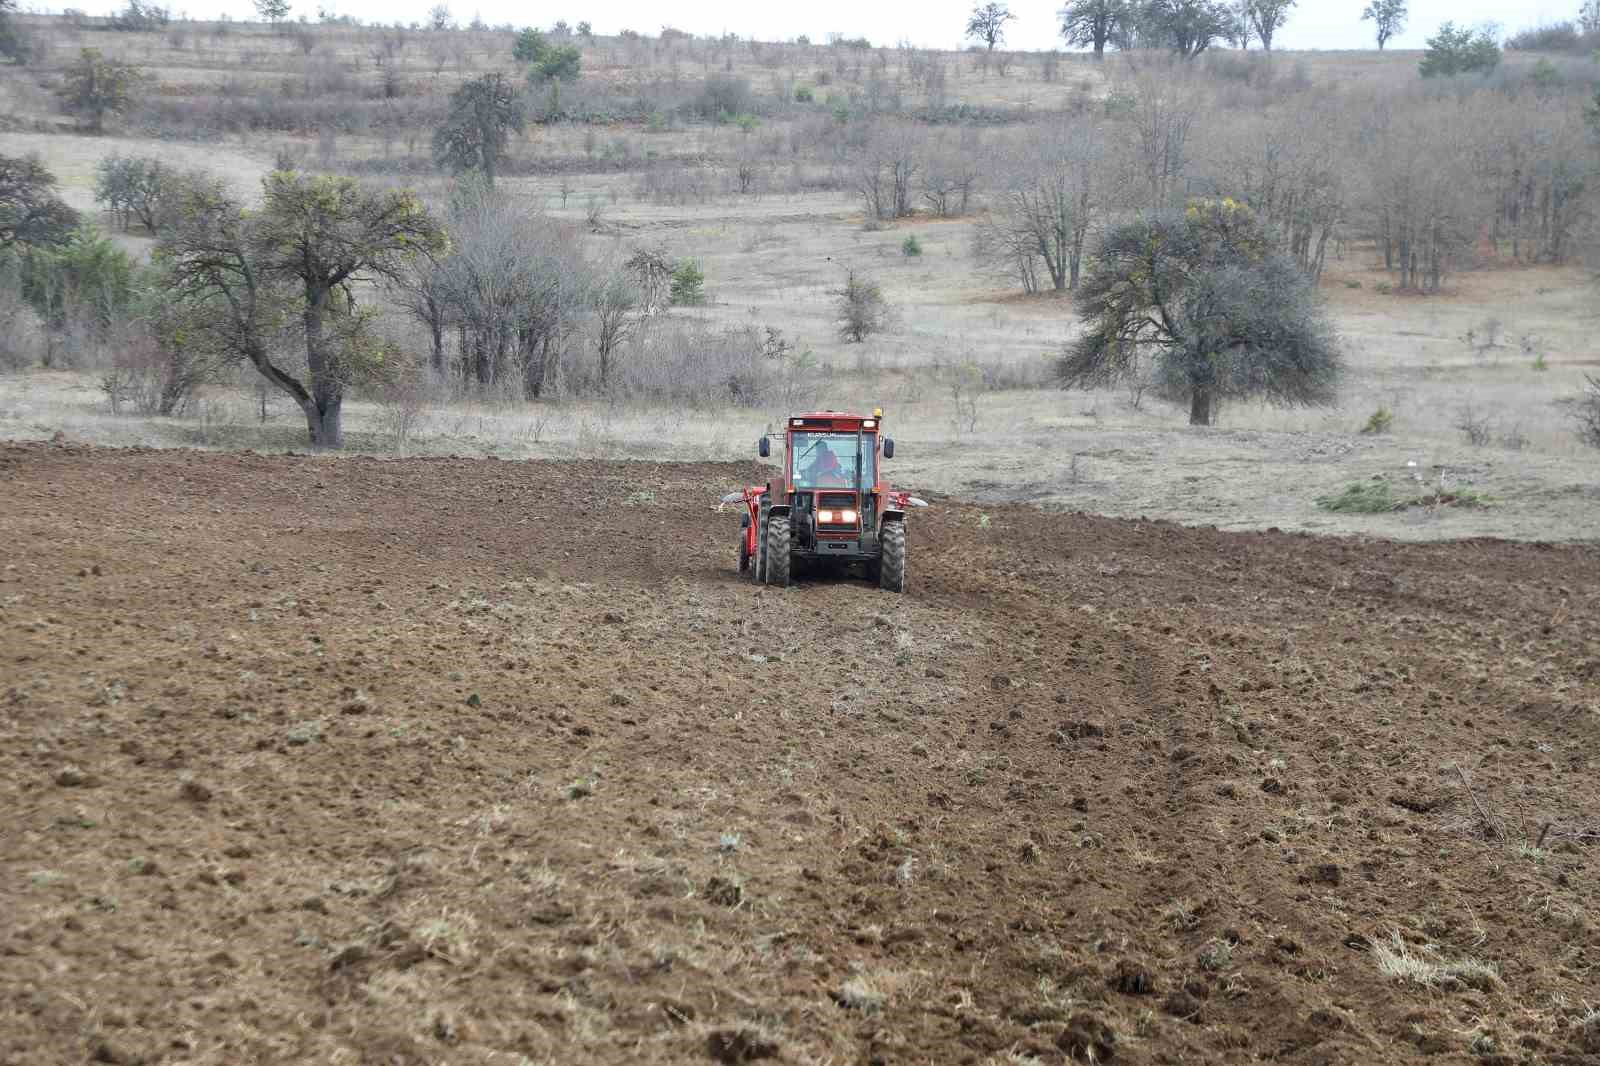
[879,521,905,593]
[766,516,791,588]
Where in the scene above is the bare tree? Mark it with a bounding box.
[1361,0,1406,50]
[851,123,923,222]
[965,2,1016,51]
[976,122,1110,293]
[1128,69,1198,209]
[1215,98,1346,280]
[625,246,673,315]
[1359,99,1478,293]
[436,183,589,398]
[589,267,640,387]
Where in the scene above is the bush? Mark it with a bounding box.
[1420,22,1502,78]
[530,44,581,83]
[901,234,922,257]
[1572,374,1600,449]
[1505,21,1588,53]
[669,259,705,305]
[832,269,888,342]
[1455,404,1494,446]
[1360,407,1393,434]
[691,74,752,121]
[513,27,547,61]
[795,86,814,102]
[94,154,181,233]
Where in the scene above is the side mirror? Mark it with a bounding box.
[882,438,895,459]
[758,437,770,458]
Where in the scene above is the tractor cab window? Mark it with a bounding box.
[790,432,876,488]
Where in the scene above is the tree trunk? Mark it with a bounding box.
[1189,388,1213,426]
[1093,41,1105,60]
[302,283,344,450]
[300,397,342,449]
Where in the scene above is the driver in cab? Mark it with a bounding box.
[805,442,849,485]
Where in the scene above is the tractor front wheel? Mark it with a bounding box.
[766,515,791,588]
[753,506,769,583]
[879,521,905,593]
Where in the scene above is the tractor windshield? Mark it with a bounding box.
[790,432,875,489]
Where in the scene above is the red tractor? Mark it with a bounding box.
[723,408,926,592]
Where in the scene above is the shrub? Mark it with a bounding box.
[530,44,581,83]
[832,269,888,342]
[691,74,752,121]
[1572,374,1600,449]
[1316,480,1401,513]
[94,154,181,233]
[1505,21,1585,52]
[1360,407,1393,434]
[901,234,922,257]
[1455,405,1494,446]
[795,85,814,102]
[513,27,546,61]
[668,259,705,306]
[1419,22,1502,78]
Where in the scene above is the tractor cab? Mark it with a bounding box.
[723,408,923,592]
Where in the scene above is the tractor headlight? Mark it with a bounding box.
[841,509,858,523]
[818,509,834,523]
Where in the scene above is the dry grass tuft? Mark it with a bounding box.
[1371,932,1499,991]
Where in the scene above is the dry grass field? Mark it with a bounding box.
[2,18,1595,541]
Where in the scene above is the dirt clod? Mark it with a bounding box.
[1057,1012,1116,1061]
[1109,959,1156,995]
[706,1028,780,1063]
[704,877,742,907]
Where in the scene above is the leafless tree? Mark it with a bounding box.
[589,266,640,387]
[625,246,673,315]
[1358,98,1479,293]
[975,121,1112,293]
[1127,69,1199,209]
[851,122,922,222]
[435,183,589,397]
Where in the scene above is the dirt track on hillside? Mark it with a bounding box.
[2,441,1598,1066]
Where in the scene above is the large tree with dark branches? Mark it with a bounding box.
[1138,0,1234,58]
[1059,0,1128,59]
[158,173,446,448]
[433,73,523,187]
[1243,0,1295,51]
[1058,200,1341,426]
[1361,0,1406,50]
[965,2,1015,50]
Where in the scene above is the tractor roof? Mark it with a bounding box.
[787,409,883,431]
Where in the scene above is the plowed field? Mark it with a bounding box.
[3,441,1598,1066]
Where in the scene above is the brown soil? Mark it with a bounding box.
[2,441,1598,1066]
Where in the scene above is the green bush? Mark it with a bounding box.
[669,259,705,306]
[512,27,546,62]
[794,85,814,102]
[1360,407,1393,434]
[1316,479,1493,513]
[901,234,922,257]
[531,44,581,83]
[1419,22,1501,78]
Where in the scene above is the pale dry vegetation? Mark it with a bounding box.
[1,9,1598,537]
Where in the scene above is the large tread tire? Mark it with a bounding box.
[753,506,769,583]
[879,521,906,593]
[765,516,791,588]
